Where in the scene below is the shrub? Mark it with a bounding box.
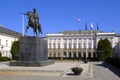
[0,57,11,61]
[71,67,83,75]
[11,40,19,60]
[97,38,112,61]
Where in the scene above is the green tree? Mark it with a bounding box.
[97,38,112,61]
[11,40,19,60]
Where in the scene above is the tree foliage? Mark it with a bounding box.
[97,38,112,60]
[10,40,19,60]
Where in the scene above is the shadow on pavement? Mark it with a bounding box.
[95,62,120,77]
[67,73,76,75]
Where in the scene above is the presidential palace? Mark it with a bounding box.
[46,30,120,59]
[0,26,120,59]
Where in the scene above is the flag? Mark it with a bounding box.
[97,22,99,30]
[77,19,81,22]
[85,22,87,30]
[90,22,94,29]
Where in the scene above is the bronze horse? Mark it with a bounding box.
[25,11,42,36]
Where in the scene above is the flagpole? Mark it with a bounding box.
[22,14,24,37]
[90,22,94,59]
[85,22,87,62]
[91,29,92,59]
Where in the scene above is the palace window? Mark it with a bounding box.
[69,43,71,49]
[6,40,8,46]
[49,43,51,49]
[73,39,76,43]
[64,44,67,49]
[78,44,81,49]
[58,43,60,49]
[58,38,60,43]
[83,43,86,48]
[88,43,91,49]
[0,39,1,45]
[73,44,76,49]
[53,43,56,49]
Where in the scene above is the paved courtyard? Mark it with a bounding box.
[0,61,119,80]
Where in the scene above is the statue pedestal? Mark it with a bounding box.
[10,36,54,67]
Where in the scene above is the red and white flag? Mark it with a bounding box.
[90,23,94,29]
[77,19,81,22]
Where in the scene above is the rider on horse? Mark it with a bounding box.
[33,8,39,27]
[23,8,42,36]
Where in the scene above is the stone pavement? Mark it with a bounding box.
[0,61,120,80]
[92,62,120,80]
[0,61,91,80]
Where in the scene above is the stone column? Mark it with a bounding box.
[76,39,79,49]
[86,39,88,57]
[67,39,69,49]
[81,39,83,49]
[61,38,64,49]
[56,39,58,49]
[71,39,74,49]
[81,51,83,57]
[51,39,53,49]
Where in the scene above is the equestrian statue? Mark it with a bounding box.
[22,8,42,36]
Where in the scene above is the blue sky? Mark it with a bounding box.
[0,0,120,36]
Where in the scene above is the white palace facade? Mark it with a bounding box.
[0,26,21,58]
[46,30,120,59]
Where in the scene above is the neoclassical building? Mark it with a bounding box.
[0,26,21,58]
[46,30,120,59]
[1,25,120,59]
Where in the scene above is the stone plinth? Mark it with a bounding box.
[19,36,48,61]
[10,60,54,67]
[10,36,54,67]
